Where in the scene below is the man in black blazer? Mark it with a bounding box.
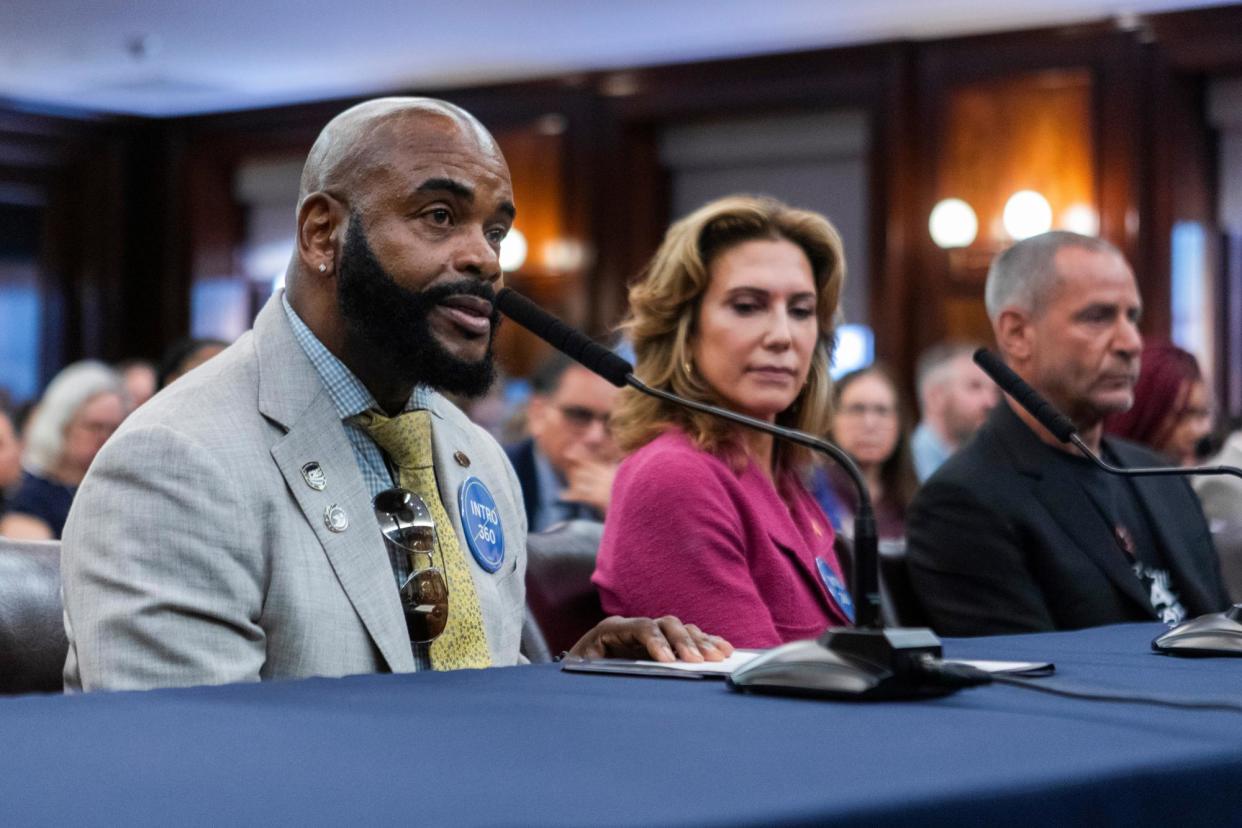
[907,231,1229,636]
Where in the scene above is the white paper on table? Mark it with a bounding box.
[625,649,761,675]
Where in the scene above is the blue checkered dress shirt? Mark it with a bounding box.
[283,296,432,670]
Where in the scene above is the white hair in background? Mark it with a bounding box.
[984,230,1122,323]
[23,361,124,475]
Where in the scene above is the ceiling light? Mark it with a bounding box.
[125,33,163,62]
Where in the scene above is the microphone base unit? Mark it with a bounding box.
[728,626,957,700]
[1152,604,1242,656]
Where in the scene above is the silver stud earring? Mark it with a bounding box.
[318,263,328,273]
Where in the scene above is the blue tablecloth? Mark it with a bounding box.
[4,623,1242,826]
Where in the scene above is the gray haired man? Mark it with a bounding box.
[906,231,1227,636]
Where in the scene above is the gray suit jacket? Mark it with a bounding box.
[62,294,528,691]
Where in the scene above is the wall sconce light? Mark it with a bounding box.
[535,113,568,136]
[929,198,979,249]
[1002,190,1053,240]
[541,238,589,273]
[930,191,1093,252]
[499,227,527,272]
[1060,203,1100,237]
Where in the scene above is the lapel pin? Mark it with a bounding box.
[301,462,327,491]
[453,450,471,468]
[324,504,349,533]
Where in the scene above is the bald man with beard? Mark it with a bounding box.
[61,98,729,691]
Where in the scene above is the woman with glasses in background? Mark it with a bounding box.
[811,365,918,545]
[592,195,853,648]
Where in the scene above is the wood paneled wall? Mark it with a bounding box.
[0,107,121,385]
[4,4,1242,405]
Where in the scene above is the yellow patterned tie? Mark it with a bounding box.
[355,409,492,670]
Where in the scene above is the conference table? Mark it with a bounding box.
[3,622,1242,826]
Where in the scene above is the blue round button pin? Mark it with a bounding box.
[816,557,855,624]
[458,477,505,573]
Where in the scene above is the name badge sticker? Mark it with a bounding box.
[816,558,855,624]
[458,476,506,573]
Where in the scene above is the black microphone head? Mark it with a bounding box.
[973,348,1078,444]
[495,288,633,388]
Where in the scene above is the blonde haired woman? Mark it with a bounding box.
[0,361,127,539]
[592,196,852,647]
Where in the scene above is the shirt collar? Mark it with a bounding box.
[282,293,432,419]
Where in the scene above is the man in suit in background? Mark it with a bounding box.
[506,353,620,532]
[61,97,728,691]
[910,341,998,481]
[907,231,1228,636]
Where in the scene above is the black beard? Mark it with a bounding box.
[336,214,499,399]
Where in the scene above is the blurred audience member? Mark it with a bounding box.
[458,370,534,445]
[157,337,229,390]
[12,399,37,440]
[1194,424,1242,529]
[0,361,127,539]
[506,352,620,531]
[496,379,533,445]
[594,195,853,647]
[813,365,918,542]
[117,359,158,409]
[0,407,23,514]
[459,370,511,441]
[1104,341,1211,467]
[911,341,998,481]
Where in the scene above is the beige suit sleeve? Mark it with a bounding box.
[62,423,267,691]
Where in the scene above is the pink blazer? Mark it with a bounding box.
[593,429,851,648]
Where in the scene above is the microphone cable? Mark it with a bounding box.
[915,656,1242,714]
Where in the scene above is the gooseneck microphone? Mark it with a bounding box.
[972,348,1242,657]
[972,349,1242,483]
[497,287,952,699]
[496,289,634,389]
